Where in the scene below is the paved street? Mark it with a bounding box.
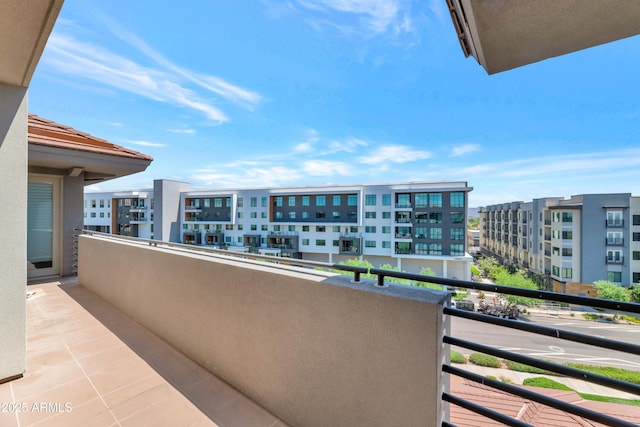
[451,313,640,369]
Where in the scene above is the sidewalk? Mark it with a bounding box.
[453,363,638,400]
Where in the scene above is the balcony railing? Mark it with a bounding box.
[606,238,624,246]
[606,219,624,227]
[606,256,624,264]
[75,230,640,427]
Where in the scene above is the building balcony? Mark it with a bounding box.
[606,219,624,228]
[606,256,624,264]
[606,238,624,246]
[5,233,638,427]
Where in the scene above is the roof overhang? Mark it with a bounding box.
[447,0,640,74]
[0,0,64,87]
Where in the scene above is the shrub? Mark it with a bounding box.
[523,377,573,391]
[450,351,466,364]
[469,353,501,368]
[503,360,554,375]
[564,363,640,385]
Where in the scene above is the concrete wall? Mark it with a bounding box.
[79,235,447,427]
[0,84,28,382]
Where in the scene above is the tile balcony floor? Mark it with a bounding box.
[0,278,289,427]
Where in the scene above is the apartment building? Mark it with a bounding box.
[86,180,473,279]
[84,190,154,238]
[479,194,640,291]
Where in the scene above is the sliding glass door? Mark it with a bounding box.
[27,176,60,279]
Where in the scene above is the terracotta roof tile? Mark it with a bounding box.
[450,380,640,427]
[28,114,153,161]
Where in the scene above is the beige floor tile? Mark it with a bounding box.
[184,375,240,416]
[66,333,125,360]
[102,374,173,420]
[17,377,99,426]
[27,398,117,427]
[213,394,278,427]
[118,392,212,427]
[0,411,20,427]
[144,347,212,389]
[61,324,112,346]
[26,347,74,371]
[12,360,85,401]
[75,343,139,376]
[88,356,157,395]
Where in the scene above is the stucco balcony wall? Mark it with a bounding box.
[78,235,448,427]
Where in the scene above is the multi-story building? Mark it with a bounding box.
[84,190,154,238]
[479,194,640,291]
[86,180,474,279]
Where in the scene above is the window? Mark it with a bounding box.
[302,212,309,219]
[608,271,622,283]
[203,198,210,208]
[634,273,640,283]
[251,224,257,231]
[429,193,442,207]
[561,231,572,240]
[415,243,428,254]
[382,241,391,248]
[274,196,283,207]
[333,240,339,247]
[415,212,428,223]
[450,228,464,240]
[289,225,296,232]
[237,197,243,208]
[607,211,623,226]
[552,266,560,276]
[415,227,427,239]
[302,226,310,232]
[274,225,281,231]
[302,196,310,206]
[382,226,391,234]
[450,212,464,224]
[316,226,325,232]
[99,199,104,208]
[382,194,391,206]
[365,211,376,219]
[562,267,573,278]
[552,212,560,223]
[365,226,376,233]
[237,224,243,231]
[225,197,232,208]
[316,239,326,246]
[332,226,340,232]
[634,215,640,226]
[316,211,325,219]
[332,211,340,219]
[633,251,640,261]
[91,199,96,208]
[607,231,623,245]
[275,212,283,219]
[562,212,573,223]
[288,196,296,207]
[552,246,560,256]
[250,212,257,218]
[607,250,622,262]
[415,193,427,208]
[289,212,296,219]
[262,225,268,231]
[261,197,268,207]
[332,195,341,206]
[430,228,442,240]
[99,212,104,218]
[302,238,309,245]
[382,211,391,219]
[261,212,267,219]
[450,192,464,208]
[450,244,464,256]
[348,194,358,206]
[396,193,410,207]
[316,196,326,206]
[214,198,223,208]
[429,212,442,224]
[250,197,257,207]
[562,248,573,257]
[429,243,442,255]
[349,226,358,233]
[365,194,376,206]
[634,232,640,241]
[365,240,376,248]
[90,212,96,218]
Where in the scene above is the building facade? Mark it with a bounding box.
[86,180,474,279]
[479,194,640,289]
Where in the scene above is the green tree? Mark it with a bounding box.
[494,270,540,306]
[413,267,443,290]
[593,280,630,302]
[629,285,640,303]
[467,217,479,229]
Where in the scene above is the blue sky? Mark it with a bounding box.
[30,0,640,207]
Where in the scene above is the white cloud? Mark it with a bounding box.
[451,143,481,157]
[169,128,196,135]
[295,142,314,152]
[358,145,431,164]
[191,166,303,188]
[126,140,166,148]
[327,137,368,153]
[303,160,352,176]
[42,21,261,123]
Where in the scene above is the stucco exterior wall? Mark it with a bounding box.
[79,235,447,427]
[0,84,28,381]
